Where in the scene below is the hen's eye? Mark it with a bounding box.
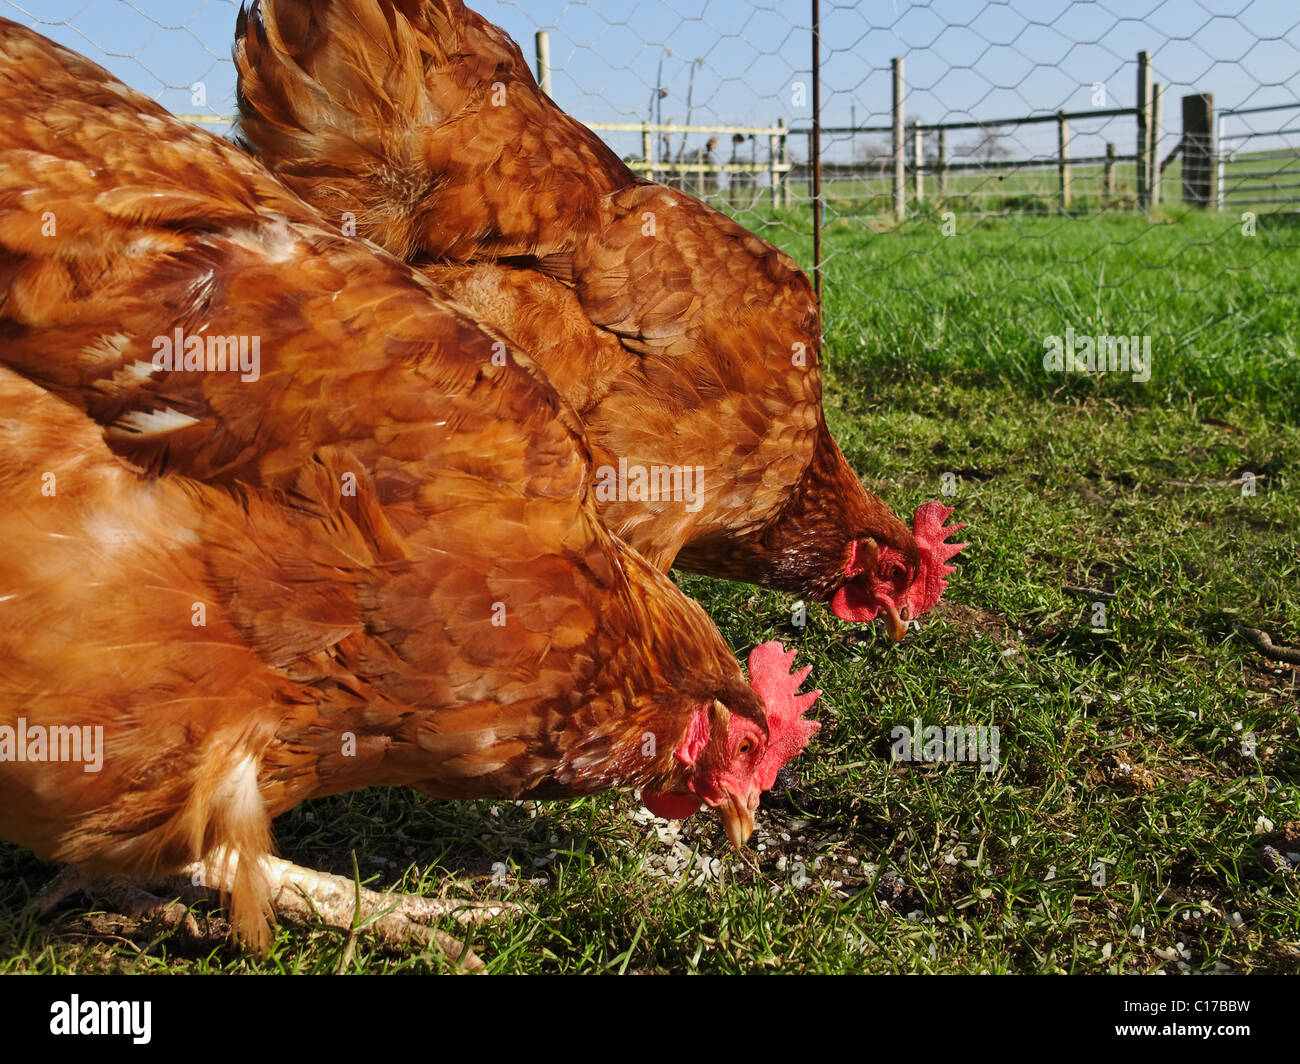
[737,738,753,755]
[882,562,909,587]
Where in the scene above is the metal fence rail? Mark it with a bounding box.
[1217,102,1300,210]
[583,119,792,206]
[791,100,1144,215]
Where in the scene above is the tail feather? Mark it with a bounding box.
[235,0,445,257]
[234,0,631,263]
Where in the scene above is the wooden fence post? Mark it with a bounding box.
[1217,112,1226,211]
[770,119,783,208]
[892,57,905,221]
[1181,93,1215,207]
[1057,110,1071,210]
[913,118,924,204]
[1150,82,1163,206]
[641,123,652,178]
[534,31,552,98]
[807,130,815,202]
[1136,50,1151,208]
[779,119,789,208]
[937,126,947,197]
[1104,142,1116,205]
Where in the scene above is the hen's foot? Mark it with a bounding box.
[30,867,202,938]
[185,853,518,972]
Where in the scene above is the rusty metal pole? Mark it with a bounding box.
[811,0,823,310]
[892,57,905,221]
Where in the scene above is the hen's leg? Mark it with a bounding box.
[30,867,202,937]
[184,852,518,972]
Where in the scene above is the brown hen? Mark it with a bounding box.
[233,0,967,640]
[0,19,818,966]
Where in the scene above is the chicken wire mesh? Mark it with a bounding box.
[6,0,1299,398]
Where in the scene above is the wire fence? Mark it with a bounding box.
[6,0,1299,393]
[1218,101,1300,210]
[11,1,1299,215]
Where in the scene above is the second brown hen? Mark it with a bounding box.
[234,0,967,640]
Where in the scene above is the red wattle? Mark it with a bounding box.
[831,584,880,623]
[641,791,702,820]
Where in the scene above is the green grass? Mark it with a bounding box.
[1,210,1297,974]
[735,148,1300,216]
[747,204,1300,418]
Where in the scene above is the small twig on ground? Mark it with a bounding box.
[1237,625,1300,665]
[1063,585,1116,600]
[1166,475,1266,488]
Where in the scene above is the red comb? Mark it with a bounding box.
[903,501,967,618]
[747,641,821,792]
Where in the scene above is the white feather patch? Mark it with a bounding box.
[93,358,161,397]
[81,332,131,367]
[213,754,264,827]
[109,406,200,437]
[229,220,299,264]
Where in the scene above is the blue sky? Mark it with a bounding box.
[5,0,1297,161]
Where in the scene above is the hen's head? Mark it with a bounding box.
[830,502,968,641]
[641,642,820,846]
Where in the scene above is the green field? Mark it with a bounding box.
[1,208,1297,974]
[715,149,1300,217]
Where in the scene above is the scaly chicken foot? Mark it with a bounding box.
[185,852,519,972]
[30,867,203,938]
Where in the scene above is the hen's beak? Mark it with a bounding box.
[881,602,909,643]
[719,785,761,848]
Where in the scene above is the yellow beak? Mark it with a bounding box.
[881,602,909,643]
[718,785,761,848]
